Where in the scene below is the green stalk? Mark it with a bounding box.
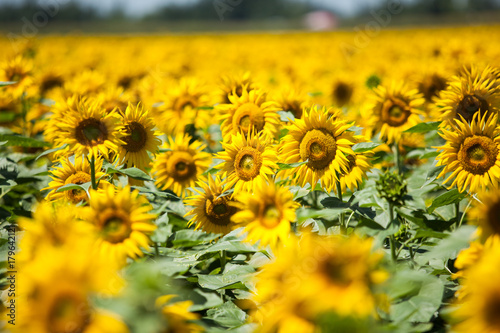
[90,155,97,190]
[220,250,227,274]
[336,180,346,233]
[393,140,402,175]
[389,202,398,262]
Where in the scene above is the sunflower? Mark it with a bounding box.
[43,155,106,204]
[370,81,425,144]
[217,71,253,104]
[435,66,500,125]
[333,153,372,195]
[152,134,211,197]
[217,86,281,142]
[332,79,354,107]
[184,175,238,235]
[16,224,127,333]
[0,55,33,97]
[417,73,447,104]
[55,97,125,159]
[279,106,358,192]
[156,295,203,333]
[451,239,500,333]
[275,87,310,120]
[117,102,161,170]
[435,112,500,193]
[84,184,157,262]
[231,178,298,248]
[215,130,277,194]
[469,191,500,241]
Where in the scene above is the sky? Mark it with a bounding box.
[0,0,392,17]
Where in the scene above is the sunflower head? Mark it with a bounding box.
[376,171,408,206]
[469,191,500,241]
[185,175,238,235]
[332,80,354,107]
[217,85,280,142]
[435,112,500,193]
[215,130,278,194]
[152,134,211,198]
[418,73,447,103]
[279,106,358,192]
[231,178,298,249]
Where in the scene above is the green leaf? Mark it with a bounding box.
[0,81,17,87]
[427,189,466,213]
[172,230,221,247]
[55,182,91,194]
[352,142,380,153]
[0,134,50,148]
[0,112,16,122]
[196,106,214,110]
[106,166,152,181]
[277,111,295,122]
[403,122,440,134]
[206,301,247,328]
[35,144,68,161]
[277,160,308,170]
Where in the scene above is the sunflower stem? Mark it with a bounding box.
[393,140,402,175]
[336,180,346,233]
[90,155,97,190]
[388,202,398,262]
[455,202,460,227]
[220,250,227,274]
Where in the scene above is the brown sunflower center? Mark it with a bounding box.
[205,197,236,226]
[64,172,91,203]
[381,98,411,127]
[458,136,498,175]
[300,129,337,170]
[484,294,500,328]
[418,74,447,102]
[282,101,303,119]
[456,94,489,122]
[75,118,108,147]
[233,102,265,135]
[174,96,197,111]
[48,293,91,333]
[261,204,281,229]
[99,209,132,244]
[234,147,263,181]
[322,257,354,287]
[486,200,500,235]
[123,121,148,153]
[333,81,353,107]
[167,151,197,181]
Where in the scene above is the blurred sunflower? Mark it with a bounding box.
[152,134,211,197]
[215,130,277,194]
[217,71,252,104]
[0,55,33,97]
[85,184,157,262]
[231,178,298,248]
[218,86,280,142]
[417,73,447,104]
[469,191,500,241]
[333,153,372,195]
[370,81,425,144]
[275,87,310,120]
[451,240,500,333]
[435,66,500,125]
[279,106,358,192]
[332,79,354,107]
[184,175,238,235]
[43,155,106,204]
[156,295,203,333]
[55,97,124,159]
[435,112,500,193]
[117,102,161,170]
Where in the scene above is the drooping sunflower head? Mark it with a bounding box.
[152,134,212,198]
[217,85,281,142]
[117,102,161,170]
[85,184,157,262]
[218,71,253,104]
[215,130,278,194]
[334,153,372,195]
[469,191,500,241]
[279,106,358,192]
[184,175,238,235]
[435,66,500,125]
[435,112,500,193]
[370,81,425,144]
[55,97,125,159]
[231,178,299,249]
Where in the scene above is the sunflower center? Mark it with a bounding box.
[458,136,498,175]
[261,205,281,229]
[381,97,411,127]
[322,257,353,287]
[486,201,500,235]
[456,94,489,122]
[333,81,353,107]
[299,129,337,170]
[75,118,108,146]
[206,197,236,226]
[123,121,148,153]
[64,172,91,203]
[234,147,263,181]
[99,209,132,244]
[484,294,500,328]
[167,151,197,181]
[174,97,197,111]
[233,102,265,135]
[48,293,91,333]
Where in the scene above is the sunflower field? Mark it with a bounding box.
[1,25,500,333]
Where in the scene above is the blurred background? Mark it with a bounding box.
[0,0,499,33]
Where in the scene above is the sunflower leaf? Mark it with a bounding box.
[277,160,308,170]
[0,134,50,148]
[55,182,91,194]
[403,122,441,134]
[106,166,152,181]
[35,144,69,161]
[427,189,466,214]
[353,142,380,153]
